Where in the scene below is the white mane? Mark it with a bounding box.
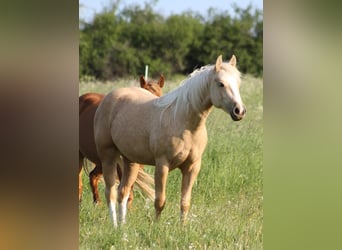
[188,65,213,78]
[154,65,214,120]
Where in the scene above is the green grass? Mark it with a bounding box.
[79,75,263,249]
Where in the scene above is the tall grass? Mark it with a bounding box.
[79,75,263,249]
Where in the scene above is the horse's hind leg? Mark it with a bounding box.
[127,186,134,210]
[117,162,134,210]
[79,151,84,202]
[118,158,140,224]
[98,146,120,227]
[89,164,103,203]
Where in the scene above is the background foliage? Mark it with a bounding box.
[79,2,263,80]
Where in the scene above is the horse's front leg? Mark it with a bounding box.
[180,159,201,223]
[154,161,169,219]
[117,158,140,224]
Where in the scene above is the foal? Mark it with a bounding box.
[79,75,164,205]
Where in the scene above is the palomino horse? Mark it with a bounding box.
[94,55,246,226]
[79,75,165,205]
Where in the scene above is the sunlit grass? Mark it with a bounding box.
[79,75,263,249]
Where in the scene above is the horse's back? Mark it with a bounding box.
[100,87,157,119]
[108,87,156,104]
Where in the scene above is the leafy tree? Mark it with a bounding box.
[79,2,263,80]
[79,11,120,79]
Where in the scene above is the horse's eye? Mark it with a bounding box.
[218,82,224,87]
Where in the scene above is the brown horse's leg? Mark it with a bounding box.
[89,164,103,203]
[180,160,201,223]
[118,158,140,224]
[154,162,169,220]
[79,152,84,202]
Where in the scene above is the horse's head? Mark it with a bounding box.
[210,55,246,121]
[140,75,165,97]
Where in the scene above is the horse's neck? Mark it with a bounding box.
[186,97,213,130]
[175,69,214,128]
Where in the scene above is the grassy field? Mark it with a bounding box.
[79,74,263,249]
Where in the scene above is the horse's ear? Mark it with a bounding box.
[215,55,223,72]
[140,75,147,88]
[158,74,165,88]
[229,55,237,67]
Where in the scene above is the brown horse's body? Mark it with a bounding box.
[79,76,164,204]
[94,55,247,226]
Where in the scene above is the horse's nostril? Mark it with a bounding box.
[233,107,240,115]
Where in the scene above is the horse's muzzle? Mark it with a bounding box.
[230,104,246,121]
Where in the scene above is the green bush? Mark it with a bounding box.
[80,3,263,80]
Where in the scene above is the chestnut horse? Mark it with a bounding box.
[79,75,164,205]
[94,55,246,226]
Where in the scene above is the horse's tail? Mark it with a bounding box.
[134,168,155,201]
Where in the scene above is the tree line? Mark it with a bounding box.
[79,2,263,80]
